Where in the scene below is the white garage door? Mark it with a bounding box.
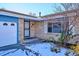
[0,22,17,47]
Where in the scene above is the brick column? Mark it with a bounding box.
[19,18,24,44]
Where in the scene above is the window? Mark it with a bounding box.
[3,23,8,26]
[25,22,29,29]
[11,23,15,26]
[53,23,61,33]
[48,22,62,33]
[48,23,52,32]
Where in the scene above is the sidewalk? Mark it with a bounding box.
[24,38,43,44]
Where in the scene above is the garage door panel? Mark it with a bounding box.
[0,31,17,47]
[0,22,17,47]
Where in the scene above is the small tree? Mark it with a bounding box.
[53,3,79,44]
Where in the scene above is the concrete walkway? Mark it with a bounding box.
[24,38,43,44]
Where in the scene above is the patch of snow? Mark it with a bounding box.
[0,42,75,56]
[0,49,17,56]
[5,49,26,56]
[25,43,68,56]
[0,49,26,56]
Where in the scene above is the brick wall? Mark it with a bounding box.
[19,18,24,44]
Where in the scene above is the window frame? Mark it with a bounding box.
[3,23,8,26]
[52,22,62,33]
[48,22,62,33]
[11,23,15,26]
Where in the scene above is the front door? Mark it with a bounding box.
[24,21,30,39]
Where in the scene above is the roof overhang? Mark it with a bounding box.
[29,17,48,21]
[0,9,47,21]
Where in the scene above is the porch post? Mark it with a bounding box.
[19,18,25,44]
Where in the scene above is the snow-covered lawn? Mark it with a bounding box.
[25,43,68,56]
[0,42,75,56]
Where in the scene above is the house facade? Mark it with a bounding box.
[0,9,79,47]
[0,9,39,47]
[30,9,79,44]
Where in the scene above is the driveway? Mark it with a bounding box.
[0,38,76,56]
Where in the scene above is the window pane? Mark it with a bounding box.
[48,27,52,32]
[48,23,52,32]
[53,23,61,33]
[3,23,8,26]
[48,23,52,27]
[25,30,29,36]
[11,23,15,26]
[25,22,29,29]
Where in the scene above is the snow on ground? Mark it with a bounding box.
[25,43,68,56]
[0,42,74,56]
[5,49,26,56]
[0,49,26,56]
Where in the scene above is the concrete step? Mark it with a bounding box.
[24,38,43,44]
